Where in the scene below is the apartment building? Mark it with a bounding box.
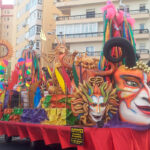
[55,0,150,62]
[0,0,14,78]
[14,0,42,59]
[12,0,62,69]
[0,0,14,55]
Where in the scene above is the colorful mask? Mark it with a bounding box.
[89,87,106,123]
[71,77,118,126]
[114,63,150,125]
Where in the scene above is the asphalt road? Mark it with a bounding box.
[0,136,76,150]
[0,136,32,150]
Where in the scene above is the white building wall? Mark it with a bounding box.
[70,42,102,53]
[56,0,150,60]
[71,4,102,16]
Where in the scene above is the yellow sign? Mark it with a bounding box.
[70,127,84,145]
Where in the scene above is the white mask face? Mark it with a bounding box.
[118,72,150,125]
[89,95,106,122]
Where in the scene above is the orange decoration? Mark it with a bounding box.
[0,40,13,61]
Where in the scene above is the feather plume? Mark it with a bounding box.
[47,66,52,78]
[72,62,79,87]
[55,67,66,94]
[61,67,71,92]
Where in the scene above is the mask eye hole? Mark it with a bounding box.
[91,103,97,107]
[100,103,106,107]
[126,80,138,87]
[147,82,150,88]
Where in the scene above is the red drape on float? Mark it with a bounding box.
[0,121,150,150]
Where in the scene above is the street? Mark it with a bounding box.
[0,136,76,150]
[0,136,33,150]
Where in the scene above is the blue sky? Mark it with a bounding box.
[2,0,14,4]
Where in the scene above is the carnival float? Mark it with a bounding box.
[0,0,150,149]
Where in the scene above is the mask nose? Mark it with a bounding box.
[144,84,150,102]
[96,105,100,113]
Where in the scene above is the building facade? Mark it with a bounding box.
[14,0,42,59]
[0,0,14,78]
[12,0,62,69]
[55,0,150,62]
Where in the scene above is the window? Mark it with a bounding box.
[86,46,94,56]
[29,26,35,37]
[17,0,25,6]
[28,0,42,10]
[86,9,95,18]
[36,25,41,34]
[25,32,29,39]
[7,17,9,21]
[35,40,40,50]
[38,0,42,4]
[37,10,42,19]
[17,5,26,18]
[29,25,41,37]
[140,4,145,11]
[28,10,42,25]
[126,5,130,13]
[139,43,146,50]
[26,3,30,11]
[56,23,98,35]
[6,25,9,29]
[140,24,145,33]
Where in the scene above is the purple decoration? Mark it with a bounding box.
[3,59,8,66]
[104,112,150,131]
[3,91,9,109]
[21,108,48,123]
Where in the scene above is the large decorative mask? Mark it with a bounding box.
[114,63,150,125]
[71,77,118,126]
[103,37,150,126]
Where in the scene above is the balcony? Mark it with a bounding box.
[78,49,150,59]
[55,0,118,8]
[56,9,149,25]
[78,51,101,57]
[136,49,150,54]
[56,13,102,21]
[56,13,103,25]
[130,9,150,19]
[136,49,150,60]
[56,29,149,43]
[57,32,103,43]
[133,29,150,39]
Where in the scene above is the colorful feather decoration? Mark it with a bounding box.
[79,63,83,84]
[72,62,79,87]
[55,67,66,94]
[61,66,71,92]
[47,66,52,78]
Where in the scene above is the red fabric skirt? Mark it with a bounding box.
[0,121,150,150]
